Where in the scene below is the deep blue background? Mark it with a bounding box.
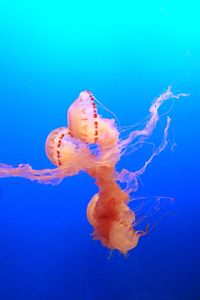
[0,1,199,299]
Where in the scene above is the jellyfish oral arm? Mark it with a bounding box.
[120,86,188,148]
[134,116,171,177]
[0,164,79,184]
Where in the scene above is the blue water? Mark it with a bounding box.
[0,1,199,299]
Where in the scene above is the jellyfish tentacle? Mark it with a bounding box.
[116,169,138,193]
[134,116,171,177]
[120,86,188,149]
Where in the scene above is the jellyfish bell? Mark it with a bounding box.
[45,127,78,167]
[68,90,100,144]
[109,221,141,254]
[118,203,135,226]
[67,90,119,146]
[67,91,120,167]
[86,192,139,254]
[86,193,99,226]
[97,118,119,147]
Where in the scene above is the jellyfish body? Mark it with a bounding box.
[109,222,140,254]
[87,191,140,254]
[0,87,187,254]
[86,193,98,226]
[45,127,75,167]
[68,91,119,150]
[68,90,100,144]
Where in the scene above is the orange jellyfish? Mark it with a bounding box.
[0,87,187,254]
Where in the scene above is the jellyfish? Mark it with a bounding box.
[0,87,187,254]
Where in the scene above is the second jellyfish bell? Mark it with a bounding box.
[45,127,78,167]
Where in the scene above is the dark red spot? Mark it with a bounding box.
[68,131,73,137]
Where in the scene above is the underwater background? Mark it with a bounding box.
[0,1,199,299]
